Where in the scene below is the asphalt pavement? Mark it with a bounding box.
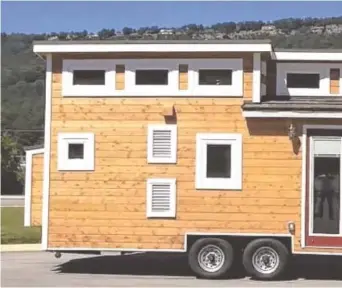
[1,251,342,287]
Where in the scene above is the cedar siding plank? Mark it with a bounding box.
[31,153,44,226]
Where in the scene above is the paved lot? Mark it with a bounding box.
[1,251,342,287]
[0,196,24,207]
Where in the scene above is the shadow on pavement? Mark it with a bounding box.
[53,252,245,279]
[53,252,342,281]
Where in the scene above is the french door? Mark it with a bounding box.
[305,129,342,247]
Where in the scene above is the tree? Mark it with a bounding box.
[1,134,24,195]
[98,29,115,39]
[122,27,133,35]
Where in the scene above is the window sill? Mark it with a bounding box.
[196,183,242,191]
[196,180,242,190]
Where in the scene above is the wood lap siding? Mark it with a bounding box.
[31,153,44,226]
[49,54,342,253]
[179,64,188,90]
[330,68,340,94]
[115,65,125,90]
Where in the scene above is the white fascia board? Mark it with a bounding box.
[33,43,272,54]
[243,111,342,119]
[273,52,342,61]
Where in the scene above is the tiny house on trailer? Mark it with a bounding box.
[26,40,342,280]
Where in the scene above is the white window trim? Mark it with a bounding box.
[62,59,116,97]
[57,132,95,171]
[147,124,177,164]
[196,133,242,190]
[61,58,244,97]
[276,63,342,96]
[189,59,243,97]
[146,178,176,218]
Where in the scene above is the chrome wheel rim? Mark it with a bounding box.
[252,246,280,274]
[197,244,225,273]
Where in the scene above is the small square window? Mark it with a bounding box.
[58,133,95,171]
[73,70,105,85]
[68,144,84,159]
[135,70,168,85]
[199,70,232,85]
[206,144,231,178]
[286,73,320,89]
[196,133,242,190]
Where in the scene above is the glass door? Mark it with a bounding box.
[305,130,342,247]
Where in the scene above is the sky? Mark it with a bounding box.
[2,1,342,34]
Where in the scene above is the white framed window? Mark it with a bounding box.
[196,133,242,190]
[276,63,342,96]
[189,59,243,96]
[62,59,116,96]
[125,59,180,96]
[57,132,95,171]
[146,178,176,218]
[147,124,177,163]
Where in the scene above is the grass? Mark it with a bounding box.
[1,207,41,244]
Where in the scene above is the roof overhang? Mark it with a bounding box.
[272,51,342,61]
[243,110,342,119]
[33,40,273,55]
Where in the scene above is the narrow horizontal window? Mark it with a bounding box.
[136,70,168,85]
[286,73,320,89]
[206,144,231,178]
[73,70,105,85]
[68,143,84,159]
[199,69,232,85]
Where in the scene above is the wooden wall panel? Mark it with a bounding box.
[115,65,125,90]
[31,153,44,226]
[179,64,188,90]
[243,54,253,100]
[47,54,342,254]
[330,68,340,94]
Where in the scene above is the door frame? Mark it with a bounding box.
[302,124,342,248]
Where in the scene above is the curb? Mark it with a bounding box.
[0,243,42,252]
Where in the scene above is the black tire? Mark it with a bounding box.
[188,238,234,279]
[242,238,289,280]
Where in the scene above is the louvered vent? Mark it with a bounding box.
[147,178,176,218]
[151,183,171,212]
[152,130,172,159]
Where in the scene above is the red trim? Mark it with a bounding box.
[306,236,342,247]
[304,129,342,248]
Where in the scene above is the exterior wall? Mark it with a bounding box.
[115,65,125,90]
[266,60,276,96]
[26,152,44,226]
[330,68,340,94]
[47,53,342,254]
